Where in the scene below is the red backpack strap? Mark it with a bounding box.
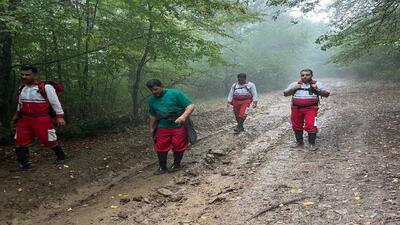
[37,81,48,99]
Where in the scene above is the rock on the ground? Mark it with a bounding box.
[157,188,174,197]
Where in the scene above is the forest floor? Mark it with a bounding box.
[1,77,399,225]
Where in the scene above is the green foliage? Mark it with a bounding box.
[316,0,400,62]
[266,0,400,77]
[0,0,260,136]
[181,14,335,99]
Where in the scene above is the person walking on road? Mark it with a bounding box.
[10,64,66,170]
[283,68,330,150]
[227,73,258,133]
[146,79,195,175]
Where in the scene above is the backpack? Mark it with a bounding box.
[184,117,197,145]
[233,83,251,93]
[17,81,64,117]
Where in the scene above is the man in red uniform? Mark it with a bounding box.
[10,65,66,169]
[227,73,258,133]
[147,79,195,175]
[284,68,330,150]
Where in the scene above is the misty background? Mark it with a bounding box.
[0,0,399,143]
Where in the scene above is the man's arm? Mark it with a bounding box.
[10,112,20,128]
[227,84,234,106]
[45,85,65,126]
[311,83,330,97]
[317,89,330,97]
[250,83,258,108]
[149,115,157,133]
[175,104,194,124]
[283,83,301,97]
[10,94,23,128]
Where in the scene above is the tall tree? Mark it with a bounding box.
[0,0,17,128]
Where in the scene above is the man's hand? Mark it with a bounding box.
[10,120,17,134]
[293,84,302,91]
[10,120,17,129]
[175,116,186,124]
[310,84,320,94]
[9,113,20,133]
[227,102,232,108]
[56,118,66,126]
[252,101,257,108]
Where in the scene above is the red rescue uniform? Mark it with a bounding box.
[15,81,64,148]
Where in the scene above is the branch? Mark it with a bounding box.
[247,196,309,222]
[11,34,144,68]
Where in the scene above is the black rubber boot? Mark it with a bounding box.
[154,152,168,175]
[308,132,317,145]
[52,145,66,164]
[308,132,318,151]
[291,131,304,148]
[235,118,245,133]
[239,118,245,131]
[234,117,240,132]
[15,147,30,169]
[170,151,184,172]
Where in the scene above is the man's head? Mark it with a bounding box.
[237,73,247,85]
[20,64,38,85]
[300,68,313,83]
[146,79,164,97]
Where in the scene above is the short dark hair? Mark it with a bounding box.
[146,79,163,89]
[20,64,38,73]
[300,68,313,75]
[237,73,247,79]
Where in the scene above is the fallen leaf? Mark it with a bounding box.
[111,205,118,209]
[118,193,129,197]
[353,193,362,201]
[302,201,315,206]
[289,188,302,194]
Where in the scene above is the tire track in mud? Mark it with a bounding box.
[13,78,400,225]
[17,90,291,225]
[191,79,400,225]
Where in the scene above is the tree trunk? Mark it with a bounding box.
[51,30,62,81]
[131,24,153,125]
[0,4,13,128]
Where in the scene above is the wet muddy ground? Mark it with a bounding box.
[0,78,399,225]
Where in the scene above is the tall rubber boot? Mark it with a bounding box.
[291,131,304,148]
[308,132,318,151]
[52,145,65,164]
[234,117,240,132]
[15,147,30,169]
[238,118,245,132]
[154,152,168,175]
[170,151,184,172]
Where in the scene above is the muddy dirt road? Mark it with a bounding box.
[1,78,399,225]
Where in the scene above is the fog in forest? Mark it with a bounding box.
[0,0,399,141]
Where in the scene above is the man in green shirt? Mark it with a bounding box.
[146,79,195,175]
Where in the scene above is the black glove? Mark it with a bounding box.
[309,86,319,95]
